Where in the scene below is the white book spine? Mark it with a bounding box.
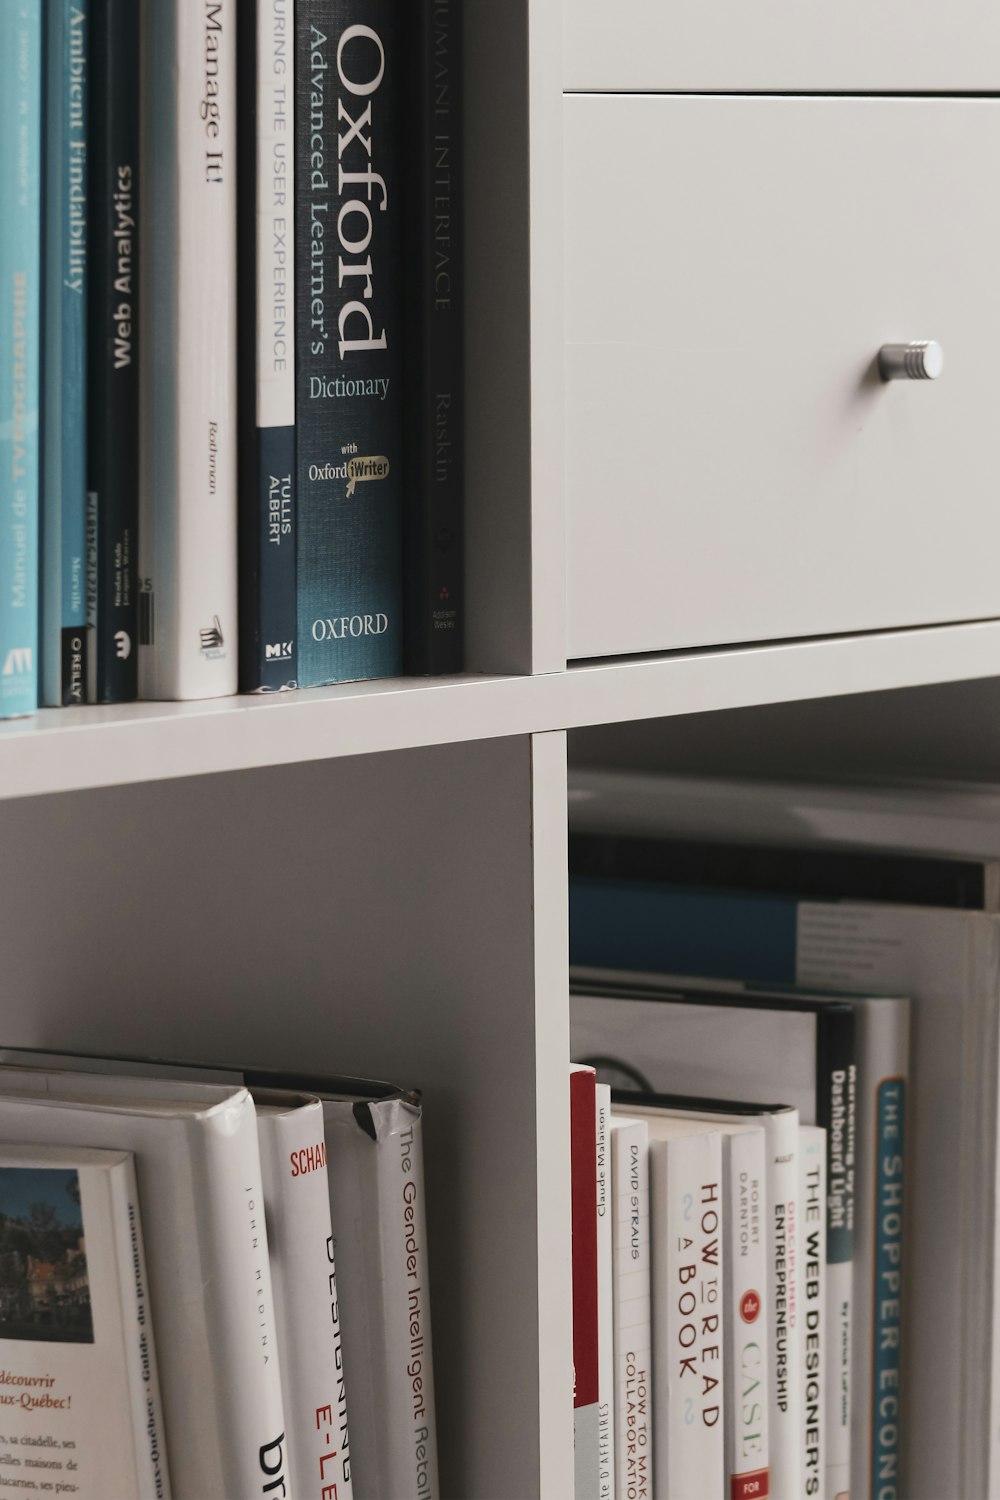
[0,1082,287,1498]
[256,1102,353,1500]
[764,1111,802,1500]
[139,0,237,699]
[109,1153,171,1498]
[650,1130,724,1500]
[800,1126,827,1500]
[723,1129,770,1500]
[596,1084,615,1499]
[322,1097,438,1500]
[611,1118,652,1500]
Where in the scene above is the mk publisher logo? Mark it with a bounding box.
[2,647,32,676]
[265,641,293,661]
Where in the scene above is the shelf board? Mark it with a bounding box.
[3,617,1000,800]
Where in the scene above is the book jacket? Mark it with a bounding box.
[0,1144,169,1498]
[295,2,403,687]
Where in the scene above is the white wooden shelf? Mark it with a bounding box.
[3,616,1000,800]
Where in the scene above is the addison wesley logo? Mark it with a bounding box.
[199,616,225,658]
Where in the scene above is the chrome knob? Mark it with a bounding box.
[878,341,944,381]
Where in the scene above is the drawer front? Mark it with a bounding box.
[564,2,1000,91]
[565,96,1000,661]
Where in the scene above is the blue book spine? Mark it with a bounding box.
[294,3,402,687]
[0,3,43,719]
[41,0,90,706]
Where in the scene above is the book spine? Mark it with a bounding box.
[650,1130,725,1498]
[139,0,237,700]
[800,1126,826,1500]
[611,1118,652,1500]
[189,1102,289,1496]
[0,1,42,720]
[41,0,91,705]
[763,1111,801,1500]
[294,2,403,688]
[256,1104,353,1500]
[88,0,138,701]
[815,1015,855,1500]
[322,1096,439,1500]
[571,1064,600,1498]
[238,0,297,692]
[109,1154,172,1498]
[401,0,463,675]
[595,1084,615,1499]
[723,1130,770,1500]
[848,1001,908,1500]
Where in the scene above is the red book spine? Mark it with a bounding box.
[570,1065,599,1412]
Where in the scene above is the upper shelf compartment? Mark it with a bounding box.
[565,94,1000,662]
[564,0,1000,91]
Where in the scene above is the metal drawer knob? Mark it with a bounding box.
[878,341,944,381]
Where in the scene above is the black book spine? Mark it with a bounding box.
[88,0,139,702]
[238,0,298,693]
[402,0,463,675]
[294,2,402,687]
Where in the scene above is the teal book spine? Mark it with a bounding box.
[0,3,43,719]
[294,3,403,687]
[41,0,91,706]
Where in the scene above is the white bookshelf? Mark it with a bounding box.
[4,0,998,1493]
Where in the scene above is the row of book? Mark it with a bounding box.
[568,766,1000,1500]
[570,974,909,1500]
[0,1047,439,1500]
[0,0,461,719]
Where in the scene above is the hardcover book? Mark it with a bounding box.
[609,1115,652,1500]
[294,1,403,687]
[0,1068,287,1498]
[41,0,91,707]
[571,1063,600,1499]
[0,1143,168,1498]
[89,0,138,702]
[799,1125,827,1500]
[0,1,42,720]
[238,0,298,692]
[255,1092,353,1500]
[139,0,238,700]
[646,1117,725,1497]
[401,0,464,675]
[595,1083,614,1499]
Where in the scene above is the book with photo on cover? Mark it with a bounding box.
[0,1142,168,1498]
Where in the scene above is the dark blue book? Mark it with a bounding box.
[238,0,297,692]
[41,0,91,706]
[402,0,464,676]
[294,2,402,686]
[0,2,42,719]
[88,0,139,702]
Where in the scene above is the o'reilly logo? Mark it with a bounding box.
[2,647,32,676]
[311,614,388,642]
[265,641,293,661]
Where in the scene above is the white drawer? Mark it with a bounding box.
[565,96,1000,661]
[564,1,1000,91]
